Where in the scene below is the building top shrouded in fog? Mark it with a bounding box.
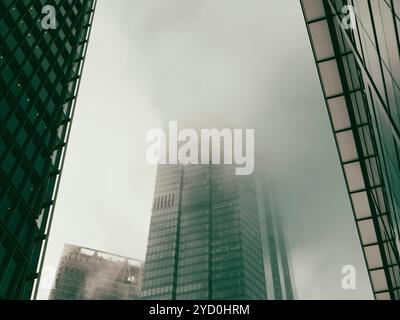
[142,164,295,300]
[301,0,400,299]
[142,164,267,300]
[49,244,144,300]
[256,174,296,300]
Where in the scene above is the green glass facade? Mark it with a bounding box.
[142,164,267,300]
[0,0,96,299]
[274,212,296,300]
[301,0,400,299]
[257,176,296,300]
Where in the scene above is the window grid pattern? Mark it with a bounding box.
[301,0,400,300]
[0,0,97,299]
[142,165,267,300]
[258,175,296,300]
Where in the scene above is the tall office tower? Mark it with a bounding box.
[49,244,144,300]
[142,164,267,300]
[301,0,400,299]
[0,1,97,299]
[257,177,297,300]
[273,212,297,300]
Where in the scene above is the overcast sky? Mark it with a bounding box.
[37,0,373,299]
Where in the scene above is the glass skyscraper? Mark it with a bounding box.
[257,177,296,300]
[142,164,267,300]
[142,164,295,300]
[301,0,400,299]
[0,0,96,299]
[49,244,144,300]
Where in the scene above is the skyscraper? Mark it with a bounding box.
[301,0,400,299]
[49,244,144,300]
[0,0,97,299]
[141,164,296,300]
[257,177,296,300]
[142,164,267,300]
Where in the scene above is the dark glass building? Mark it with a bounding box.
[0,0,96,299]
[142,164,295,300]
[257,178,296,300]
[49,244,144,300]
[142,164,267,300]
[301,0,400,299]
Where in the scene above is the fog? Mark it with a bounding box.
[37,0,373,299]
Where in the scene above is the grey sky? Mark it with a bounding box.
[37,0,373,299]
